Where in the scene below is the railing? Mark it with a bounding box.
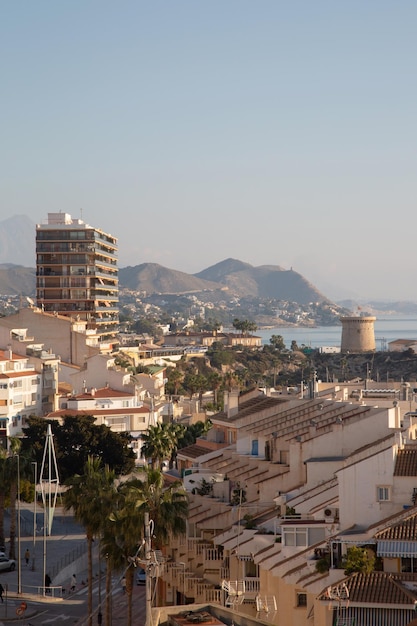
[0,582,63,597]
[204,588,223,604]
[50,542,87,580]
[205,548,223,562]
[243,577,260,597]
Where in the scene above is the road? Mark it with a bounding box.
[0,576,146,625]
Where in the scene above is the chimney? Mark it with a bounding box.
[225,389,239,418]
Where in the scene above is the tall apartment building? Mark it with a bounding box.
[36,213,119,341]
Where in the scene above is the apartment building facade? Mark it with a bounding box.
[36,212,119,342]
[0,348,43,445]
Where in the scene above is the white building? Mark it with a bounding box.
[0,348,43,444]
[47,385,154,461]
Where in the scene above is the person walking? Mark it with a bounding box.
[0,582,4,603]
[70,573,76,593]
[121,576,126,594]
[24,548,30,566]
[45,573,52,594]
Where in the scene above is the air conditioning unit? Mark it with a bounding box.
[324,507,338,521]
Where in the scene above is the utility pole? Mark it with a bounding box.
[31,462,37,571]
[17,454,21,594]
[145,513,152,626]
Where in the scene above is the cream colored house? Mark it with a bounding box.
[47,385,153,461]
[157,391,417,625]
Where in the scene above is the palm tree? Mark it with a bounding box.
[167,367,184,396]
[103,480,144,626]
[223,371,240,392]
[135,466,188,548]
[166,422,186,469]
[207,371,223,406]
[64,457,115,626]
[101,467,188,626]
[140,423,175,470]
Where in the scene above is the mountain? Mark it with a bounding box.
[0,215,36,267]
[119,263,221,294]
[194,258,328,304]
[0,264,36,296]
[120,259,328,304]
[0,258,330,304]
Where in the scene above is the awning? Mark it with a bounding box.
[377,540,417,557]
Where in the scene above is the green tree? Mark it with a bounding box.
[102,467,188,626]
[270,335,286,351]
[232,318,257,336]
[166,367,185,396]
[102,480,144,626]
[64,457,116,626]
[344,546,375,575]
[140,423,175,470]
[208,346,236,370]
[21,416,136,481]
[206,371,223,406]
[135,466,188,548]
[182,373,207,402]
[223,371,240,392]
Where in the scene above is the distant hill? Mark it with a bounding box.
[0,264,36,296]
[0,215,36,267]
[119,259,328,304]
[119,263,221,294]
[0,258,331,304]
[194,258,328,304]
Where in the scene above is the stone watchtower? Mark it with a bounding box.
[340,315,376,353]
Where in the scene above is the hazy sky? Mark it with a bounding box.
[2,2,416,301]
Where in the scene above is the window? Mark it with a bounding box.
[377,486,391,502]
[296,592,307,607]
[283,527,308,547]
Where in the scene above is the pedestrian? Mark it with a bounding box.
[70,573,76,592]
[24,548,30,566]
[0,582,4,603]
[121,576,126,594]
[45,573,51,594]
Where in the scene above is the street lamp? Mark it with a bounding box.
[145,513,152,626]
[16,453,21,594]
[31,462,37,571]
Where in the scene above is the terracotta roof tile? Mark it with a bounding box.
[319,572,417,606]
[375,510,417,540]
[213,397,285,423]
[394,448,417,476]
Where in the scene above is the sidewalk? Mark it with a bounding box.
[1,502,86,595]
[1,502,146,624]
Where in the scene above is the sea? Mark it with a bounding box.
[256,316,417,351]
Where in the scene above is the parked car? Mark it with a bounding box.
[0,554,16,572]
[136,568,146,585]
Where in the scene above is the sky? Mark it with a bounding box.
[2,1,417,301]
